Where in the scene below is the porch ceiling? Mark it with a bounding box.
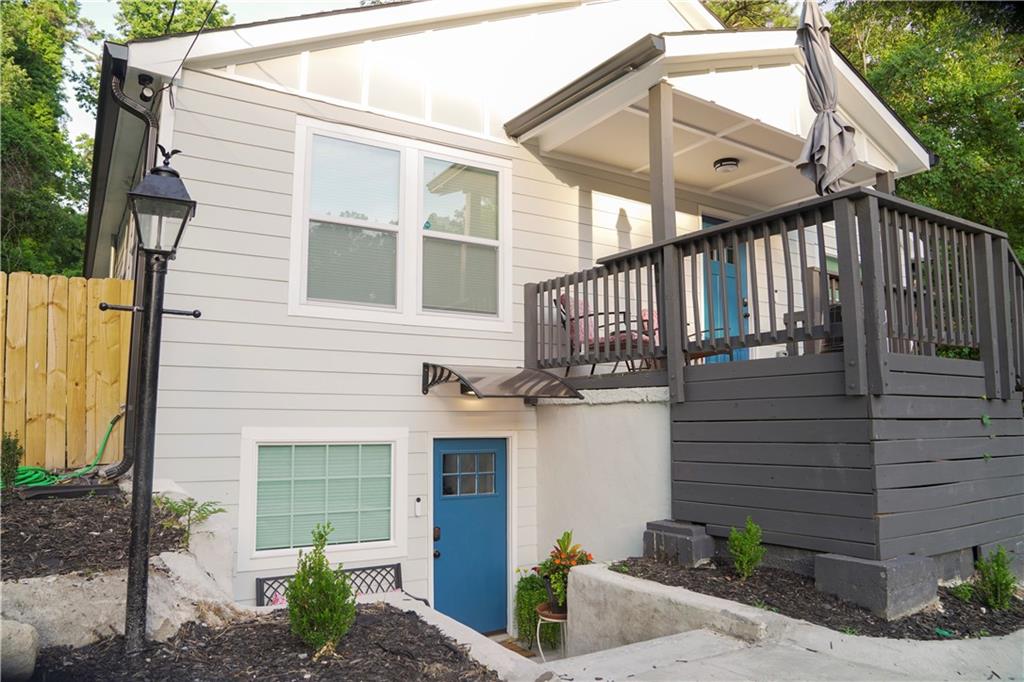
[541,82,879,209]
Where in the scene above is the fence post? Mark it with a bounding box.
[993,238,1014,398]
[855,196,890,395]
[835,198,867,396]
[524,282,539,370]
[973,233,1004,399]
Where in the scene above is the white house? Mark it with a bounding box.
[86,0,1019,636]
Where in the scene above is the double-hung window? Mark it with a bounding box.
[290,118,512,330]
[238,427,408,571]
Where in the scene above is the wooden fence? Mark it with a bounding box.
[1,272,134,469]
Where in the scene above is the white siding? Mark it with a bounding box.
[146,2,759,614]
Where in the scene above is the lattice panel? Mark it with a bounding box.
[256,563,403,606]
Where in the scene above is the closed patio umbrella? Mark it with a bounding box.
[795,0,856,195]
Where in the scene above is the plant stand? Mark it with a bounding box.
[535,603,568,662]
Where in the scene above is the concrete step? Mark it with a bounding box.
[541,628,746,680]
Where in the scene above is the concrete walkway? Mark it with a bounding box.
[382,591,1023,682]
[542,627,1024,681]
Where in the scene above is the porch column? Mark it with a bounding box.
[648,80,686,402]
[875,171,896,195]
[648,80,677,242]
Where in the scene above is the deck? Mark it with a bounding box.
[524,188,1024,561]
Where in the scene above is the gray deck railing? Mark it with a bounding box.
[525,187,1022,399]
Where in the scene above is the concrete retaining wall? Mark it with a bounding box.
[565,564,791,656]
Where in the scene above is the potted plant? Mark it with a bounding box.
[536,530,593,614]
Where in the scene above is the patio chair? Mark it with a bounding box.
[640,309,733,365]
[558,293,646,375]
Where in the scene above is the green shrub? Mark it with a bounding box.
[2,432,23,492]
[949,582,974,603]
[514,571,559,650]
[975,546,1016,611]
[728,516,765,580]
[286,522,357,655]
[153,495,225,547]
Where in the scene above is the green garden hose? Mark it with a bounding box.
[14,412,124,488]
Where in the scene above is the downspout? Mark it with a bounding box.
[101,73,159,480]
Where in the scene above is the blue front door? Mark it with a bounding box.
[702,216,749,362]
[433,438,508,633]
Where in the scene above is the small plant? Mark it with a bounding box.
[751,599,778,612]
[537,530,593,607]
[514,570,559,650]
[154,495,226,547]
[727,517,765,580]
[286,522,356,656]
[2,432,23,492]
[609,563,630,574]
[949,582,974,603]
[841,626,859,636]
[974,546,1016,611]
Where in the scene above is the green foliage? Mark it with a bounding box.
[1,0,90,275]
[514,572,559,650]
[537,530,594,607]
[2,432,24,491]
[936,346,980,361]
[286,522,356,654]
[704,0,796,28]
[841,626,859,636]
[974,546,1016,611]
[829,1,1024,258]
[609,563,630,574]
[728,516,765,580]
[113,0,234,42]
[153,494,225,547]
[950,582,974,603]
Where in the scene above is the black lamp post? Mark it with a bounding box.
[114,145,199,654]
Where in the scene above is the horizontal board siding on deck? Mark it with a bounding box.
[673,482,874,517]
[878,495,1023,539]
[673,442,872,468]
[876,476,1024,513]
[673,396,869,421]
[704,524,875,559]
[673,501,875,543]
[873,435,1023,464]
[672,420,871,443]
[878,516,1024,560]
[672,462,873,492]
[875,455,1024,489]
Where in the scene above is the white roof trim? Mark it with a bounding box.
[128,0,579,78]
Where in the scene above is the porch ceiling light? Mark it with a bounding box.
[714,157,740,174]
[127,144,196,257]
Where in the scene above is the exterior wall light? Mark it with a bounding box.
[714,157,740,174]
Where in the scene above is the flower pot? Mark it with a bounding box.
[543,576,567,615]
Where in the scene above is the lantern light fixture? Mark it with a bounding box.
[127,145,196,256]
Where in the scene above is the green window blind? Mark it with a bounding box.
[255,443,392,551]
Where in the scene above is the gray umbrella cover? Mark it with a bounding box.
[795,1,857,195]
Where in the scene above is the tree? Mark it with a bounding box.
[113,0,233,42]
[829,1,1024,256]
[1,0,90,275]
[705,0,797,29]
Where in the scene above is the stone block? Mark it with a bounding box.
[643,520,714,567]
[815,553,937,620]
[931,548,974,583]
[1,619,38,682]
[978,537,1024,580]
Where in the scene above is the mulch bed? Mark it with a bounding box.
[613,557,1024,640]
[1,491,184,580]
[33,604,500,682]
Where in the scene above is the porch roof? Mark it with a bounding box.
[506,30,935,210]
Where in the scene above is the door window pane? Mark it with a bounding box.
[423,158,498,240]
[308,221,397,306]
[309,136,399,226]
[423,238,498,315]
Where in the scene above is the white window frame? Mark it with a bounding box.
[288,117,514,332]
[237,426,409,572]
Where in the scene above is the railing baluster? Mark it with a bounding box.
[716,234,730,350]
[961,230,974,348]
[931,221,946,346]
[952,227,964,346]
[635,254,643,360]
[942,225,956,346]
[890,210,907,351]
[763,222,778,344]
[781,217,796,343]
[901,212,915,351]
[731,230,745,348]
[624,258,633,359]
[910,217,927,353]
[878,207,895,346]
[796,212,811,344]
[690,242,702,352]
[646,252,656,358]
[747,226,761,343]
[816,209,829,335]
[676,248,687,355]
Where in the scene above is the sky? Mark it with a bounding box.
[67,1,358,140]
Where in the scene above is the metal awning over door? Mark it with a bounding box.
[421,363,582,399]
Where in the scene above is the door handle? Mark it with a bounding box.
[433,550,441,559]
[433,526,441,541]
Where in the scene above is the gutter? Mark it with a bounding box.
[83,42,129,277]
[504,33,666,140]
